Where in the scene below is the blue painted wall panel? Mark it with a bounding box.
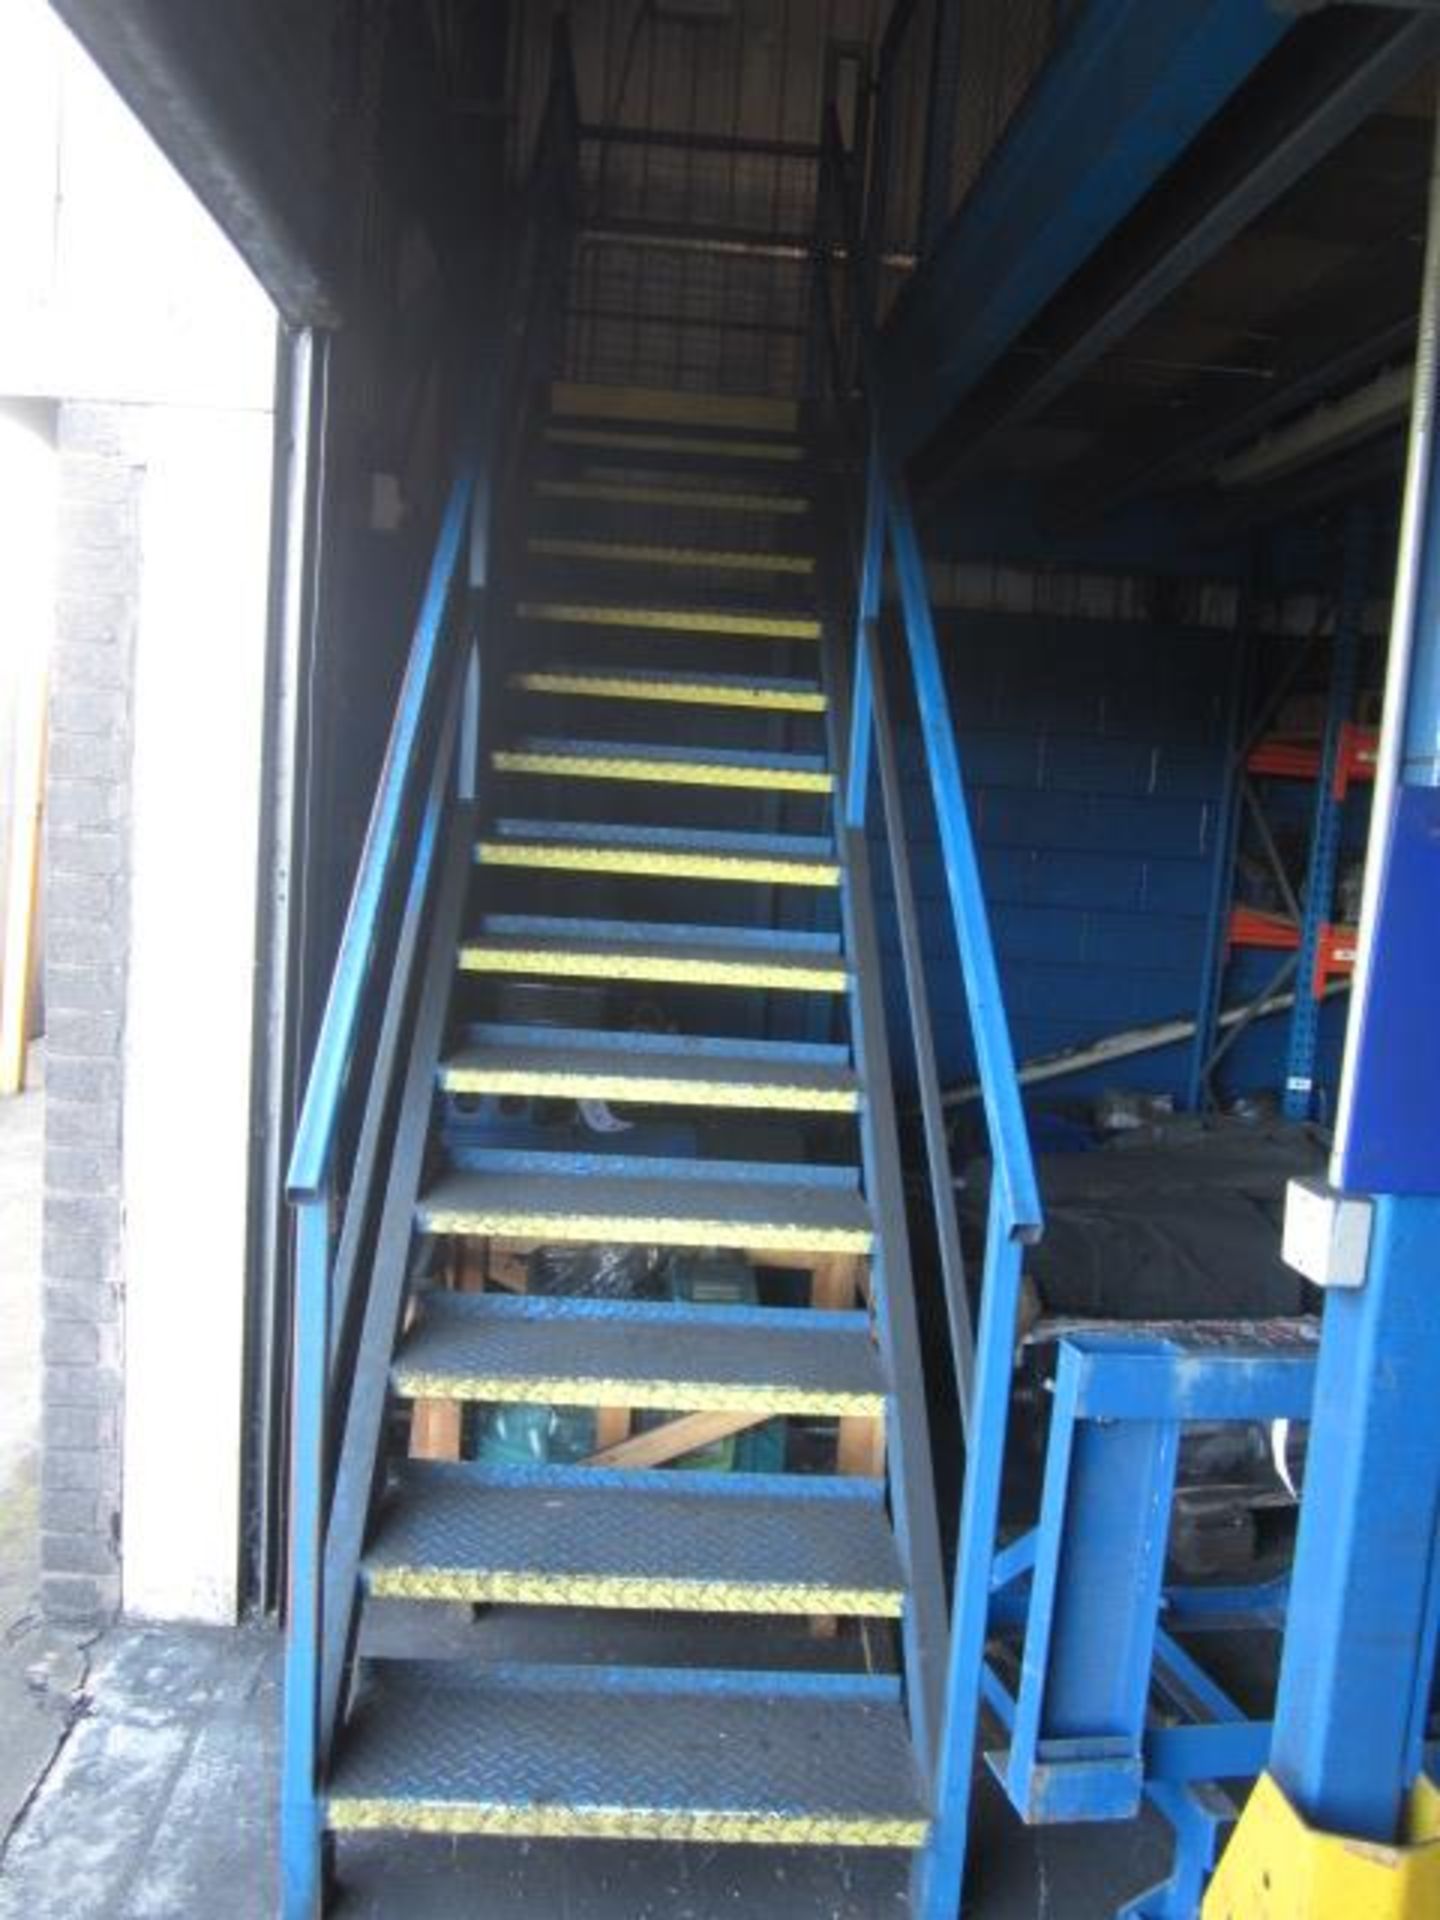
[872,611,1336,1107]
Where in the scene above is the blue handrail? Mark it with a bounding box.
[820,107,1042,1244]
[286,23,578,1206]
[286,461,477,1202]
[816,105,1045,1917]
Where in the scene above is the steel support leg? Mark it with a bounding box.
[1268,1193,1440,1838]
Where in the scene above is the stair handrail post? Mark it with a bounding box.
[816,100,1046,1917]
[818,103,1042,1242]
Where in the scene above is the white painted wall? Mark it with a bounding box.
[121,409,273,1621]
[1,0,278,1621]
[0,0,275,414]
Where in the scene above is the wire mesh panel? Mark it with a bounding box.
[873,0,1059,322]
[509,0,893,396]
[564,237,811,394]
[508,1,1062,388]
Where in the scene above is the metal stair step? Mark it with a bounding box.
[544,424,805,464]
[458,913,849,992]
[509,664,826,712]
[476,818,840,887]
[516,598,820,641]
[528,536,815,577]
[439,1023,857,1111]
[392,1291,886,1415]
[416,1163,872,1253]
[535,478,811,515]
[363,1461,903,1615]
[492,736,833,795]
[549,381,798,435]
[326,1660,929,1846]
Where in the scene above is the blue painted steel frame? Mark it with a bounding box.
[985,1335,1314,1914]
[1270,1197,1440,1840]
[881,0,1293,457]
[1261,96,1440,1862]
[1003,1350,1180,1823]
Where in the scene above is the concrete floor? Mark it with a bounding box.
[0,1607,1175,1919]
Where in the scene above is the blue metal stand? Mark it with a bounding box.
[981,1329,1315,1914]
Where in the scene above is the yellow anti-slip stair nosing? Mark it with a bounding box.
[390,1368,882,1416]
[327,1800,929,1848]
[456,943,847,992]
[545,426,803,462]
[510,670,827,714]
[417,1203,872,1255]
[366,1567,903,1616]
[518,600,821,640]
[528,537,814,576]
[535,479,810,514]
[550,381,798,434]
[492,748,833,794]
[476,841,841,888]
[437,1063,856,1112]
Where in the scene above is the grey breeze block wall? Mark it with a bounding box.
[40,402,143,1621]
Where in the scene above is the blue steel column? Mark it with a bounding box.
[1185,623,1251,1111]
[1265,97,1440,1850]
[1282,507,1368,1122]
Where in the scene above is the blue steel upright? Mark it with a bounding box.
[1232,88,1440,1886]
[1282,506,1369,1123]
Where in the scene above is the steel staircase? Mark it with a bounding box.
[282,35,1035,1917]
[278,29,1409,1920]
[281,360,956,1910]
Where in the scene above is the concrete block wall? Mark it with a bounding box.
[876,610,1241,1104]
[40,402,143,1620]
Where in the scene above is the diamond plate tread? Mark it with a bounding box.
[416,1167,873,1253]
[458,913,847,992]
[471,912,842,954]
[535,479,811,515]
[392,1292,885,1414]
[363,1463,903,1615]
[477,818,839,888]
[549,382,798,434]
[529,537,815,578]
[439,1033,857,1111]
[516,599,821,640]
[509,665,827,712]
[493,737,833,794]
[327,1662,929,1846]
